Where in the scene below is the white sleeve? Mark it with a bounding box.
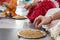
[43,8,60,40]
[45,8,60,17]
[52,1,59,8]
[42,8,60,32]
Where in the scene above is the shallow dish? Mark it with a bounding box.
[17,29,47,39]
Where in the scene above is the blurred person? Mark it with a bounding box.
[25,0,57,23]
[0,0,17,17]
[33,8,60,40]
[33,10,60,28]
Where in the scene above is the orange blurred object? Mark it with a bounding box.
[1,0,17,17]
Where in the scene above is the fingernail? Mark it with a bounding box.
[38,26,41,28]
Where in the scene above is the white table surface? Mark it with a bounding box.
[0,18,52,40]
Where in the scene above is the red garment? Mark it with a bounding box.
[27,1,56,23]
[56,0,60,7]
[0,0,12,5]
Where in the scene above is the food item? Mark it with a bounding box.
[18,29,46,38]
[13,15,26,19]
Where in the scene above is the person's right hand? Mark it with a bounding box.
[24,3,32,10]
[33,15,53,28]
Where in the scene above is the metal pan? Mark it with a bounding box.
[17,29,47,39]
[12,18,27,20]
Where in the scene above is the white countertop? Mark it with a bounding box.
[0,18,52,40]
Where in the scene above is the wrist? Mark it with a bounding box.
[49,16,54,21]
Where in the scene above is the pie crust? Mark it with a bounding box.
[18,29,46,39]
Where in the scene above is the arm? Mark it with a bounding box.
[24,0,41,10]
[51,11,60,20]
[33,11,60,28]
[33,0,41,3]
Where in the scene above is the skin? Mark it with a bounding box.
[24,0,40,10]
[33,15,52,28]
[33,11,60,28]
[24,0,51,9]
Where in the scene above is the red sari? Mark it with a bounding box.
[27,1,56,23]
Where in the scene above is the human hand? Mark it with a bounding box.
[24,2,37,10]
[33,15,52,28]
[46,20,60,29]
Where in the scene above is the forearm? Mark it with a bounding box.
[31,0,41,7]
[33,0,41,3]
[51,11,60,20]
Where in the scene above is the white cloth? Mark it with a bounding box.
[56,36,60,40]
[0,6,6,12]
[45,8,60,16]
[52,1,59,8]
[42,8,60,40]
[43,8,60,30]
[15,0,28,16]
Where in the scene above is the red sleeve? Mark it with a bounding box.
[27,1,56,23]
[0,0,12,5]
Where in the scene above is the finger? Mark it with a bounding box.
[35,20,41,28]
[33,18,39,25]
[37,21,44,28]
[33,17,40,25]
